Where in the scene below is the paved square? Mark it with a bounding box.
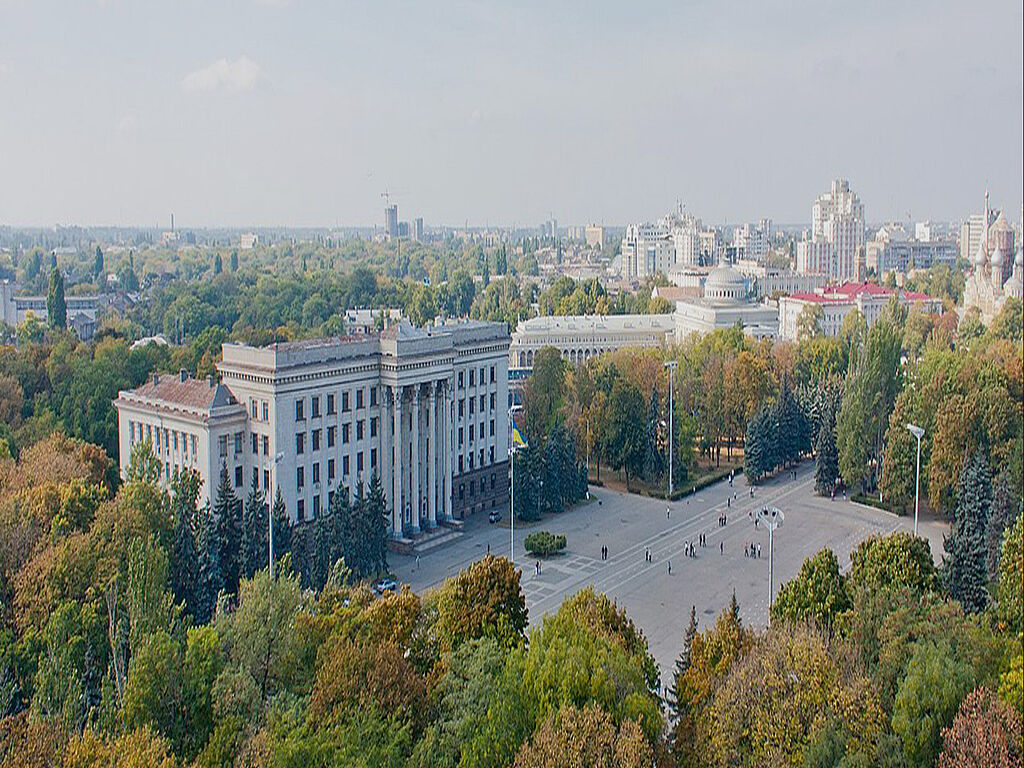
[391,461,948,687]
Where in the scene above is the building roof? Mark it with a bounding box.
[651,285,699,302]
[123,375,239,411]
[516,313,676,334]
[787,283,935,305]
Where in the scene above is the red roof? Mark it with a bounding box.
[790,282,937,305]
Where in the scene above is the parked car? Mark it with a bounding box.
[488,510,502,523]
[373,578,398,594]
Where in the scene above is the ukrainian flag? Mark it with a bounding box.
[512,425,527,449]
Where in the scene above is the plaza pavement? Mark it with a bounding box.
[390,460,949,688]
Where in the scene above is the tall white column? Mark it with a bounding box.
[445,379,454,520]
[382,387,391,512]
[392,385,403,537]
[427,382,437,528]
[411,386,421,534]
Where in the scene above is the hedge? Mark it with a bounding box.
[524,531,567,557]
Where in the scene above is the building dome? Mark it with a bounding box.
[974,240,988,268]
[992,246,1006,267]
[703,266,746,302]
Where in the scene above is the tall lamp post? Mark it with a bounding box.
[509,404,523,566]
[757,505,784,622]
[906,424,925,536]
[664,361,677,498]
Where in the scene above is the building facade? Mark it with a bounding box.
[865,224,958,275]
[778,283,943,341]
[1,279,107,340]
[509,313,675,371]
[115,319,510,539]
[797,179,865,282]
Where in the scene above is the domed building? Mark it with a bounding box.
[673,264,778,341]
[962,197,1021,323]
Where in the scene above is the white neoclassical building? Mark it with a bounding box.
[115,319,510,539]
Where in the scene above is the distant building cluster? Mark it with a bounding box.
[1,278,107,340]
[778,283,942,341]
[620,207,722,281]
[962,193,1023,323]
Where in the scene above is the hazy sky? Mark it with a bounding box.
[1,0,1021,228]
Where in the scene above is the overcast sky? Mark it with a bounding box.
[1,0,1021,228]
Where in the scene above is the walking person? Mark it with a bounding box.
[415,554,420,570]
[668,560,672,575]
[757,543,761,559]
[667,506,671,520]
[720,541,724,555]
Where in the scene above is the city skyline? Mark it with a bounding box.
[0,1,1021,228]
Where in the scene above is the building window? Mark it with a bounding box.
[328,458,335,481]
[251,400,258,419]
[327,426,336,448]
[490,365,495,383]
[343,423,350,444]
[459,483,465,500]
[252,433,258,454]
[458,427,464,447]
[469,453,474,470]
[327,393,336,415]
[191,435,197,456]
[311,396,320,419]
[490,392,495,410]
[295,399,304,421]
[235,466,243,488]
[218,435,228,458]
[261,401,268,421]
[343,455,350,476]
[469,369,475,387]
[173,432,179,451]
[312,462,320,484]
[479,395,485,412]
[489,446,494,463]
[370,417,377,438]
[297,498,305,521]
[296,433,305,454]
[263,469,269,490]
[370,388,377,407]
[490,419,495,436]
[357,452,364,473]
[342,391,350,412]
[262,435,269,455]
[469,424,474,444]
[371,447,377,468]
[469,398,475,416]
[356,420,364,440]
[479,448,484,467]
[459,456,464,474]
[234,432,243,455]
[312,429,321,451]
[459,399,465,417]
[458,371,464,388]
[356,388,364,409]
[296,466,304,489]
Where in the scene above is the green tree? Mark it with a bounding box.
[522,347,565,446]
[213,464,242,596]
[47,266,67,330]
[434,554,527,652]
[668,605,698,724]
[813,402,839,496]
[213,253,223,275]
[891,640,975,768]
[607,379,646,490]
[170,469,201,619]
[847,532,937,597]
[240,468,267,581]
[997,512,1023,636]
[944,449,992,614]
[643,386,664,483]
[770,548,851,629]
[195,505,223,624]
[93,245,104,281]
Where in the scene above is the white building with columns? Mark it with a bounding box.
[115,319,510,539]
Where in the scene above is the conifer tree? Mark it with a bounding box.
[944,449,992,613]
[213,464,242,595]
[668,605,698,721]
[744,407,768,482]
[643,386,664,484]
[241,468,268,580]
[729,589,741,625]
[195,504,222,624]
[814,402,839,496]
[364,471,389,575]
[170,468,201,618]
[271,486,291,571]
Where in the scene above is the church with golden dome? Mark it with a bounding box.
[962,192,1023,324]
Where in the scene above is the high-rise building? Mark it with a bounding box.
[584,224,606,248]
[797,179,865,281]
[384,204,399,239]
[621,222,672,280]
[412,217,424,242]
[733,219,772,263]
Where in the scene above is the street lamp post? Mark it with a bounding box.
[757,506,784,622]
[664,361,677,498]
[906,424,925,536]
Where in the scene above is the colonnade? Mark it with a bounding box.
[383,379,454,537]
